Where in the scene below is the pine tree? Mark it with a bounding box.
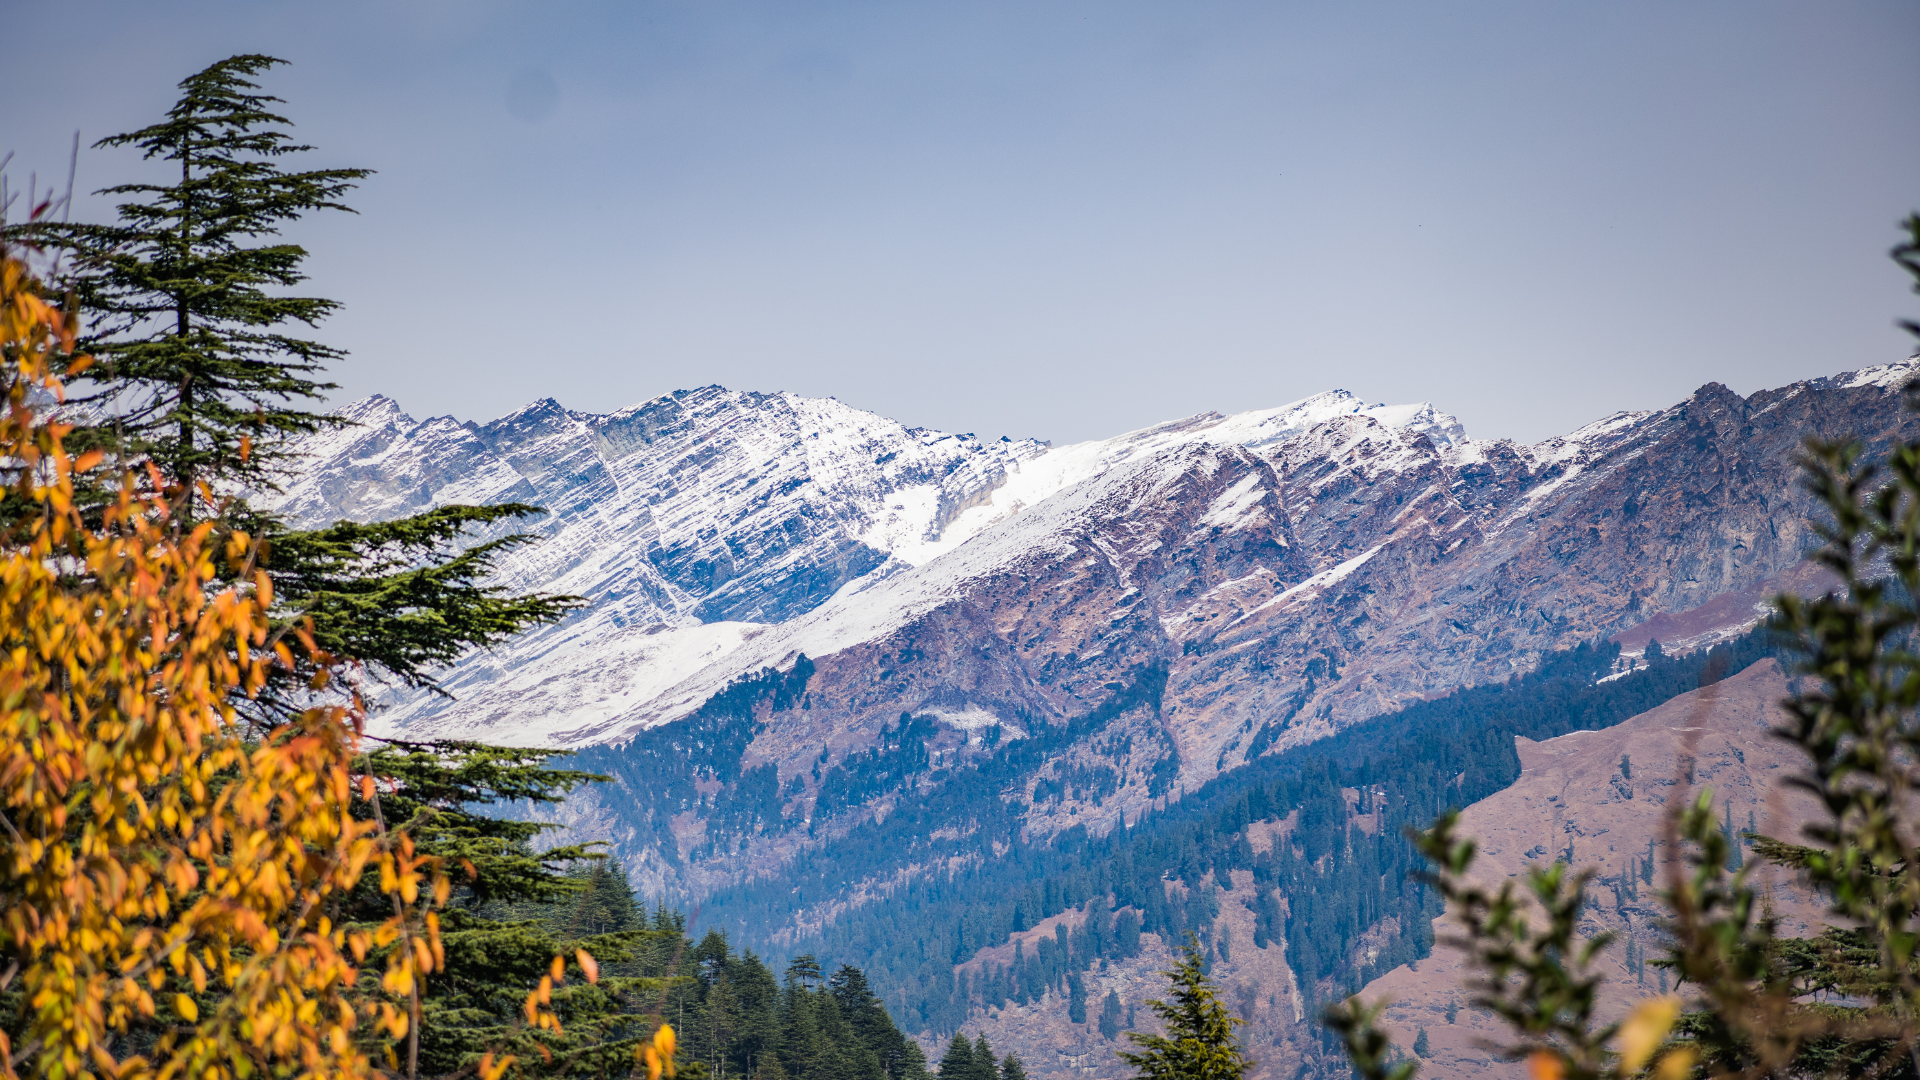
[259,506,582,695]
[1117,938,1253,1080]
[971,1035,997,1080]
[21,55,580,703]
[33,54,367,493]
[354,739,661,1078]
[789,955,825,990]
[899,1040,933,1080]
[1068,971,1088,1023]
[1100,990,1124,1040]
[937,1035,975,1080]
[999,1056,1027,1080]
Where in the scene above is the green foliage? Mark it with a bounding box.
[1411,1028,1428,1058]
[350,740,921,1080]
[346,739,660,1078]
[25,56,582,702]
[390,755,930,1080]
[261,503,584,692]
[1430,813,1618,1075]
[27,55,367,491]
[1116,938,1253,1080]
[1322,995,1414,1080]
[971,1037,994,1080]
[997,1055,1026,1080]
[937,1034,988,1080]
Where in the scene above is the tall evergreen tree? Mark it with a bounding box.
[351,739,665,1079]
[1100,990,1124,1041]
[1116,939,1253,1080]
[21,55,580,703]
[969,1036,996,1080]
[936,1034,974,1080]
[998,1056,1027,1080]
[38,54,364,492]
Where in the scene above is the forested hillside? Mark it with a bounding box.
[498,867,930,1080]
[564,625,1779,1045]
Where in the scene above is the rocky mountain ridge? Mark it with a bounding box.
[257,358,1918,898]
[260,361,1917,1078]
[265,384,1477,744]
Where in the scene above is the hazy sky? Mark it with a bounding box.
[8,2,1918,445]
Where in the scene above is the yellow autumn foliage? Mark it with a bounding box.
[0,243,445,1078]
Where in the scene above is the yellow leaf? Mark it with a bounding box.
[1526,1051,1563,1080]
[0,249,444,1080]
[1653,1047,1698,1080]
[1617,996,1681,1073]
[577,948,600,984]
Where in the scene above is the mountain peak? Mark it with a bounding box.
[332,393,416,429]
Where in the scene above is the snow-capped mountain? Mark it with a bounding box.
[264,383,1476,744]
[262,360,1919,906]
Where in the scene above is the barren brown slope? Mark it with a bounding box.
[1355,658,1823,1078]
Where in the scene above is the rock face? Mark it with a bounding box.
[273,387,1049,632]
[1352,658,1826,1078]
[265,360,1909,970]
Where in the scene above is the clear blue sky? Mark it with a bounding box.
[9,1,1918,445]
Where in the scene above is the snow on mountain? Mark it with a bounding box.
[266,362,1920,752]
[261,386,1467,745]
[267,384,1049,630]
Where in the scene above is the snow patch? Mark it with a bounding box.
[1839,357,1920,390]
[1198,474,1267,531]
[923,705,1023,742]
